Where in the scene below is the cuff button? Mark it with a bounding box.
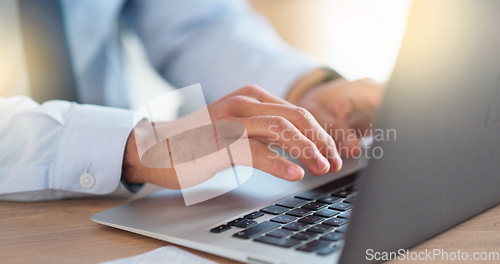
[79,173,95,188]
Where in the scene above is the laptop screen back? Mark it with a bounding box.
[340,0,500,263]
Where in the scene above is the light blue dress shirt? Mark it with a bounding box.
[0,0,316,200]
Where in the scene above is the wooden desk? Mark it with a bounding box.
[1,199,498,263]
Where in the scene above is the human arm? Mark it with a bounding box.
[287,70,384,157]
[121,85,342,188]
[122,0,384,158]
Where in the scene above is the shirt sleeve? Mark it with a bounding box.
[0,96,136,201]
[123,0,319,103]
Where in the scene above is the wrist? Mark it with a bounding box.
[121,130,182,190]
[122,131,147,185]
[286,66,343,104]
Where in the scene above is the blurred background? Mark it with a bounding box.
[121,0,412,110]
[250,0,412,83]
[1,0,412,108]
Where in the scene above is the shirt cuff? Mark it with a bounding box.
[51,103,135,194]
[120,178,144,193]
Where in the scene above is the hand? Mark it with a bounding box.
[122,85,343,189]
[293,78,384,158]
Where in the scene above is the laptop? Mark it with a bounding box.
[92,1,500,263]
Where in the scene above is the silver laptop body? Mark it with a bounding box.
[93,1,500,263]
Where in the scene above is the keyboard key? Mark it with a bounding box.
[335,225,349,233]
[329,202,351,211]
[317,246,338,256]
[320,232,344,241]
[235,220,258,228]
[343,196,357,204]
[314,209,340,218]
[260,205,289,215]
[332,189,356,198]
[294,172,358,200]
[276,197,308,208]
[306,224,334,234]
[302,202,328,211]
[227,218,246,226]
[298,215,325,225]
[317,196,342,204]
[296,239,330,252]
[233,221,280,239]
[210,225,231,233]
[322,218,348,227]
[254,236,301,248]
[337,211,351,219]
[266,228,294,238]
[270,215,297,224]
[283,222,310,231]
[244,211,265,220]
[346,183,358,195]
[346,185,357,192]
[286,208,312,217]
[295,191,328,201]
[291,231,317,240]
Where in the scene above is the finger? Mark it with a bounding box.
[231,116,331,175]
[249,139,305,181]
[324,96,353,122]
[307,104,361,158]
[226,97,342,172]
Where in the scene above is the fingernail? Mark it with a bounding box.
[287,165,304,180]
[330,153,343,172]
[316,156,330,174]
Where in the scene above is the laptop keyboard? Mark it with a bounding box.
[209,173,358,256]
